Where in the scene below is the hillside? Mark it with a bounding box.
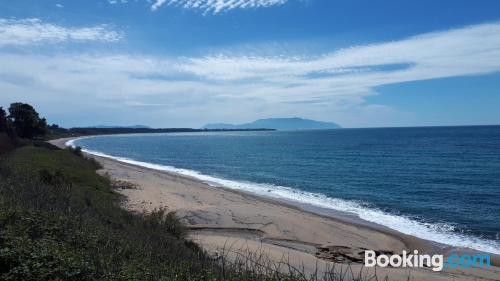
[203,117,341,130]
[92,125,151,129]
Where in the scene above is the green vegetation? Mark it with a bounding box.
[5,103,47,139]
[0,102,70,149]
[0,145,232,280]
[0,107,7,131]
[0,133,15,155]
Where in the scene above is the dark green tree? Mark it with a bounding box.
[0,107,6,132]
[8,103,47,139]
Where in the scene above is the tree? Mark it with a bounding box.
[8,103,47,139]
[0,107,6,132]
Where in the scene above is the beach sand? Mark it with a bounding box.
[50,137,500,281]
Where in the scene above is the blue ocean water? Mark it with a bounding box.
[72,126,500,254]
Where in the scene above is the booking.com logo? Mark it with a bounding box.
[365,250,491,272]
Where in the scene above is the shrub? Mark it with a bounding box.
[66,146,83,157]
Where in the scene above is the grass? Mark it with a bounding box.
[0,133,16,155]
[0,143,393,281]
[0,145,211,280]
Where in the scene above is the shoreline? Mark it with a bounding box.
[49,137,500,280]
[53,137,440,249]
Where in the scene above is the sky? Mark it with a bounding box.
[1,0,500,128]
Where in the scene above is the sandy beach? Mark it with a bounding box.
[50,137,500,281]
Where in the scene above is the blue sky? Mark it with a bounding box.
[1,0,500,128]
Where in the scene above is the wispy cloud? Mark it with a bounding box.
[1,21,500,127]
[0,18,122,46]
[150,0,289,13]
[108,0,129,4]
[177,22,500,103]
[189,24,500,77]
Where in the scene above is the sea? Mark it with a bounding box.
[70,126,500,255]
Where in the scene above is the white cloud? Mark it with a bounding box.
[108,0,129,4]
[177,22,500,102]
[1,21,500,127]
[196,24,500,77]
[0,18,122,46]
[150,0,288,13]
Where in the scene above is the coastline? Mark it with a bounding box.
[49,137,500,280]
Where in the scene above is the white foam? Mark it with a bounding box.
[67,137,500,255]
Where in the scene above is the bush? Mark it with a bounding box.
[142,208,187,239]
[66,146,83,157]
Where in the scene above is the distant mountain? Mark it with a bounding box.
[92,125,151,129]
[203,117,341,130]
